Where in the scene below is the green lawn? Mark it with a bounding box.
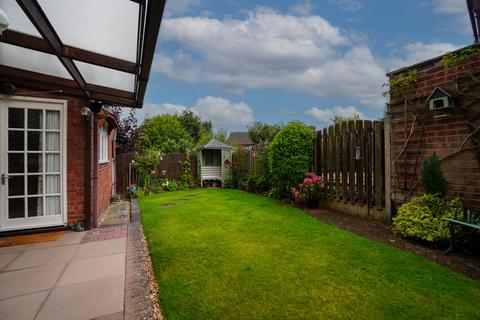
[139,189,480,320]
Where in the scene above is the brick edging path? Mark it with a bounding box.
[124,199,163,320]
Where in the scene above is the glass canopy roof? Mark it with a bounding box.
[0,0,166,108]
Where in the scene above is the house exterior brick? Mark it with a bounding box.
[387,44,480,211]
[3,88,117,229]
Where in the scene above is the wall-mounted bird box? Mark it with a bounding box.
[427,87,453,110]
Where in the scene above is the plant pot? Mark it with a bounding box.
[306,199,319,209]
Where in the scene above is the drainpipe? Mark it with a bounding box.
[91,114,99,228]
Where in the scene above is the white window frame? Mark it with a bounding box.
[99,125,109,164]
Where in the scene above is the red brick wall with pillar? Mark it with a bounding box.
[96,125,115,224]
[388,45,480,211]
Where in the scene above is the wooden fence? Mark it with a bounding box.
[232,144,269,176]
[115,152,197,196]
[116,152,136,198]
[316,120,385,219]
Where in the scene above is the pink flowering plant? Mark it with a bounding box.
[292,172,324,201]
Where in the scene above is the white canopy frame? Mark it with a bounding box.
[0,0,166,108]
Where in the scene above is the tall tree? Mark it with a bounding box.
[137,114,194,153]
[248,122,281,144]
[179,110,213,144]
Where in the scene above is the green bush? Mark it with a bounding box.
[392,194,463,242]
[421,152,448,196]
[268,121,314,199]
[137,114,193,153]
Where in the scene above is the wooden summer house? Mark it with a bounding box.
[197,139,233,187]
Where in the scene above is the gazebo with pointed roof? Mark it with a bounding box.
[197,138,233,187]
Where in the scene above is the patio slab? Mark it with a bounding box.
[36,275,125,320]
[5,245,76,271]
[0,200,157,319]
[0,252,21,271]
[57,253,125,287]
[0,262,65,300]
[0,290,50,320]
[74,237,126,260]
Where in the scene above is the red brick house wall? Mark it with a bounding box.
[97,128,115,223]
[388,46,480,211]
[6,89,116,227]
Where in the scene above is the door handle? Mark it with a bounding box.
[1,174,10,185]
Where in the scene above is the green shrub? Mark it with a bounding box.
[179,151,195,188]
[268,121,314,199]
[392,194,463,242]
[421,153,448,196]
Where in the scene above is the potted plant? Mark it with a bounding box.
[292,173,324,209]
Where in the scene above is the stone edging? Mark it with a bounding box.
[124,198,163,320]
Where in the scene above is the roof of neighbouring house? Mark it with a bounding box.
[199,138,234,150]
[228,132,254,146]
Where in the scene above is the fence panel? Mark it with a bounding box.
[316,120,385,218]
[116,153,135,197]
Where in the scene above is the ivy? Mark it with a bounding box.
[383,69,419,99]
[441,47,480,68]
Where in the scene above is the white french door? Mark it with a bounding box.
[0,96,67,231]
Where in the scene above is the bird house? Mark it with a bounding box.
[427,87,453,110]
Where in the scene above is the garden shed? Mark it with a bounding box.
[197,139,233,187]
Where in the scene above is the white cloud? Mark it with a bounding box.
[164,0,201,17]
[433,0,465,14]
[305,106,365,128]
[154,9,387,107]
[331,0,363,12]
[386,41,462,71]
[290,1,314,16]
[141,97,253,131]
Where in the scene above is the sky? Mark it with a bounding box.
[141,0,472,131]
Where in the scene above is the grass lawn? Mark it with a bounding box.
[139,189,480,320]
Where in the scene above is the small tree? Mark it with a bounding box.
[421,152,448,196]
[248,122,281,144]
[137,114,194,153]
[268,121,314,199]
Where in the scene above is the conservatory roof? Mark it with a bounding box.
[0,0,166,108]
[199,139,234,150]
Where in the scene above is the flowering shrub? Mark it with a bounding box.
[292,173,324,201]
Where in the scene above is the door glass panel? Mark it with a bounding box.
[8,176,25,196]
[8,108,24,128]
[27,175,43,195]
[9,198,25,219]
[46,132,60,151]
[8,131,24,151]
[28,132,43,150]
[46,111,60,129]
[28,109,43,129]
[46,175,60,194]
[8,154,25,173]
[45,196,60,215]
[28,197,43,217]
[27,154,43,173]
[46,154,60,172]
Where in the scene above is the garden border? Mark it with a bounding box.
[124,199,163,320]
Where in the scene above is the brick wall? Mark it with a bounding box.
[5,89,116,227]
[97,128,115,223]
[388,45,480,211]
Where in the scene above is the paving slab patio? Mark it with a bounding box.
[0,199,157,320]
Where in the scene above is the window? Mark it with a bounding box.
[99,125,109,163]
[203,150,221,166]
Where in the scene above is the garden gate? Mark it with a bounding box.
[315,120,388,220]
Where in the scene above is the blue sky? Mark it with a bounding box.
[142,0,470,131]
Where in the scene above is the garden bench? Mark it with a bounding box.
[443,209,480,255]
